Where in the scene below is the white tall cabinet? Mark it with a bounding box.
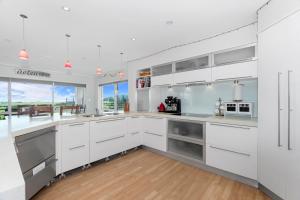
[258,9,300,200]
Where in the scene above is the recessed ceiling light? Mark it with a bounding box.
[62,6,71,12]
[131,37,136,41]
[166,20,174,25]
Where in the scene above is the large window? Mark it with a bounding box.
[0,80,8,116]
[54,84,85,114]
[1,78,86,117]
[101,81,128,113]
[11,81,52,116]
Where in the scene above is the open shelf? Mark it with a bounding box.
[168,138,204,162]
[168,119,205,141]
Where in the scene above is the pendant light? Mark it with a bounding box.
[19,14,29,60]
[118,52,125,78]
[64,34,72,69]
[96,45,103,75]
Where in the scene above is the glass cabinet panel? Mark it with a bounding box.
[168,120,204,140]
[175,56,209,73]
[151,63,173,76]
[214,46,255,66]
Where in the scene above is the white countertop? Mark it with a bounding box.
[0,112,257,139]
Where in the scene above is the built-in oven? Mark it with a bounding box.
[15,126,56,200]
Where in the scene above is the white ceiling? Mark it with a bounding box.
[0,0,268,75]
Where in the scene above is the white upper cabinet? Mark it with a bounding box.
[212,60,257,82]
[151,63,174,86]
[212,45,257,82]
[173,55,211,84]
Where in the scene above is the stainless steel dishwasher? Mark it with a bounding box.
[15,126,56,200]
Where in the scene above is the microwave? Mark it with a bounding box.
[224,102,253,117]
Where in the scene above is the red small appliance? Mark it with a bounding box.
[158,103,166,112]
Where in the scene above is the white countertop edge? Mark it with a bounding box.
[9,112,257,138]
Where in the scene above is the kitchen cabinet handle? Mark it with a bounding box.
[69,123,85,126]
[208,145,251,157]
[288,70,293,150]
[176,80,206,85]
[95,135,125,144]
[215,76,252,82]
[69,145,86,150]
[144,131,163,137]
[144,116,164,119]
[130,131,139,135]
[278,72,282,147]
[95,118,125,123]
[210,123,251,130]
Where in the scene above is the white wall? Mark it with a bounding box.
[0,64,97,114]
[127,24,258,111]
[258,0,300,33]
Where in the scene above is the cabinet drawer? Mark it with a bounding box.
[206,144,257,180]
[126,131,142,150]
[127,117,141,134]
[61,143,89,172]
[143,131,166,152]
[144,117,167,135]
[90,118,126,141]
[206,123,257,153]
[62,122,89,147]
[90,135,125,162]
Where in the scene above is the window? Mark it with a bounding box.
[54,84,85,114]
[102,84,115,112]
[11,81,52,116]
[101,81,128,113]
[0,80,8,116]
[117,82,128,111]
[1,78,87,117]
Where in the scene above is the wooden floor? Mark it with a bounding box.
[33,149,270,200]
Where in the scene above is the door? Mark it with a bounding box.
[280,11,300,200]
[258,18,289,199]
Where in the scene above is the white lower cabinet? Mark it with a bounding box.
[90,118,126,162]
[206,122,257,180]
[126,117,142,149]
[61,122,90,173]
[142,117,167,152]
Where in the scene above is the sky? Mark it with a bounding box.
[0,81,76,103]
[0,81,128,103]
[103,82,128,98]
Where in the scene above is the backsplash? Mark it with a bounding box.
[150,79,258,117]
